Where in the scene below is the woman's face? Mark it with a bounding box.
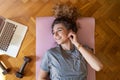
[52,23,70,45]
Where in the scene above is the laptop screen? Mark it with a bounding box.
[0,17,5,32]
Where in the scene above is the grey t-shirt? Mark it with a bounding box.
[40,45,88,80]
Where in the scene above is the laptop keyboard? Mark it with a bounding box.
[0,22,17,51]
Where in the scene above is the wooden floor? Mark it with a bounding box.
[0,0,120,80]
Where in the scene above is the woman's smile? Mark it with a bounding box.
[55,37,61,41]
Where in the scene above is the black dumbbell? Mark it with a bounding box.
[16,56,31,78]
[0,61,9,75]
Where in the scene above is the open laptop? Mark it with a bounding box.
[0,16,27,57]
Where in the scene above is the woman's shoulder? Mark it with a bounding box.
[46,45,61,55]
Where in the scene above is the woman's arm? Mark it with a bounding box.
[76,43,103,71]
[39,69,49,80]
[68,31,103,71]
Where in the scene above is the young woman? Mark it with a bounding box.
[39,17,103,80]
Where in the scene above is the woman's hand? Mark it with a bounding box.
[68,31,80,47]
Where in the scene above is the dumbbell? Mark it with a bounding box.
[0,61,9,75]
[16,56,31,78]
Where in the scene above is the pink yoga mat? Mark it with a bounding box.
[36,17,95,80]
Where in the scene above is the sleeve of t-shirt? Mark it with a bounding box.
[40,51,50,72]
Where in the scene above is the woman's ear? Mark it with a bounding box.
[68,30,73,38]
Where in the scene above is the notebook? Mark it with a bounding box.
[0,16,27,57]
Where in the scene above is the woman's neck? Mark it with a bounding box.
[60,41,73,50]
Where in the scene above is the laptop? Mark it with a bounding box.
[0,16,27,57]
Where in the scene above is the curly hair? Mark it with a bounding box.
[52,3,80,33]
[52,3,80,21]
[52,17,77,33]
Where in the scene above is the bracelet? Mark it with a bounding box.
[77,44,82,50]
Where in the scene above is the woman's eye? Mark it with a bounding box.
[58,29,62,32]
[52,29,62,35]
